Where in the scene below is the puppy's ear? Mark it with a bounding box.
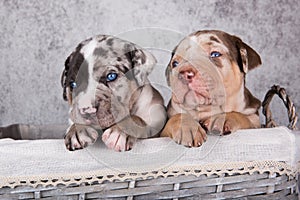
[61,53,74,104]
[61,45,85,105]
[235,37,262,73]
[126,45,157,86]
[165,49,176,86]
[165,62,171,86]
[62,38,91,105]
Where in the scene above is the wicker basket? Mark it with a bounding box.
[0,166,298,199]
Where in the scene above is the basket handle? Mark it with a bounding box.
[262,85,298,130]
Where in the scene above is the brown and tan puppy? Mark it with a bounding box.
[161,30,261,147]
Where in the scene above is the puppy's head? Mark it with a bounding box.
[166,30,261,109]
[61,35,156,128]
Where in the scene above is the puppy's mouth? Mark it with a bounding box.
[78,98,129,129]
[98,100,123,128]
[96,109,116,128]
[173,86,213,107]
[82,101,116,128]
[171,70,215,107]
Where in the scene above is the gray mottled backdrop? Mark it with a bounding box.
[0,0,299,129]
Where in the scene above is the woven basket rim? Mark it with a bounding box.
[1,160,299,189]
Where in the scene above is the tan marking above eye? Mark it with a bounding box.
[209,36,221,43]
[172,55,182,61]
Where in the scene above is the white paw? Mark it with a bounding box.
[102,126,135,152]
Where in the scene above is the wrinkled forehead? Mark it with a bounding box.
[175,33,231,59]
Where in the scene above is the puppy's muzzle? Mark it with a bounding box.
[77,87,108,118]
[80,107,97,115]
[178,66,198,84]
[78,105,98,124]
[78,95,98,116]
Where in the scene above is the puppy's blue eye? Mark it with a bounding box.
[106,72,118,82]
[210,51,222,58]
[172,60,179,68]
[70,82,77,89]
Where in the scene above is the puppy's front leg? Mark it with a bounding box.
[203,112,258,135]
[161,113,207,147]
[64,123,99,151]
[102,115,147,151]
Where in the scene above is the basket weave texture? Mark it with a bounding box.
[0,164,298,199]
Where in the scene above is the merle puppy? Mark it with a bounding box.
[62,35,167,151]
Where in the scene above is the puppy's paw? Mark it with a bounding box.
[161,114,207,147]
[203,113,227,135]
[102,126,135,152]
[64,124,99,151]
[203,112,252,135]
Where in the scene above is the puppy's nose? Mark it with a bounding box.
[79,107,97,115]
[179,70,195,83]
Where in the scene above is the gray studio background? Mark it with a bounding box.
[0,0,299,130]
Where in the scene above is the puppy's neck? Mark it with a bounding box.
[223,82,246,113]
[223,82,260,116]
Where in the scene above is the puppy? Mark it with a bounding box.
[161,30,261,147]
[62,35,167,151]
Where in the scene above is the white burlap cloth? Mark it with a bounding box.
[1,127,299,188]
